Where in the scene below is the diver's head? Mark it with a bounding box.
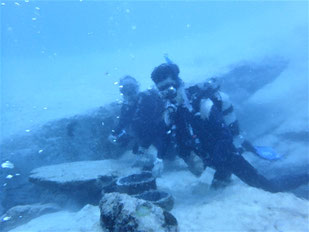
[119,75,139,99]
[207,77,220,91]
[151,63,182,100]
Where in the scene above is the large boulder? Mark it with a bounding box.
[28,159,141,207]
[1,103,122,176]
[219,59,288,105]
[0,103,128,213]
[99,193,178,232]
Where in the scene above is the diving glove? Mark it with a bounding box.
[152,158,164,177]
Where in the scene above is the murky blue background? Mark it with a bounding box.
[1,0,308,139]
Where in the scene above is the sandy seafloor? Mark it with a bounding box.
[1,1,308,231]
[9,163,309,232]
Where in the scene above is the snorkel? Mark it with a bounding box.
[164,53,174,64]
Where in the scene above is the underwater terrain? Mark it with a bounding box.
[1,1,308,231]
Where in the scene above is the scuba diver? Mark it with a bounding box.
[183,76,282,186]
[165,55,279,162]
[108,75,140,146]
[162,56,282,186]
[108,75,170,175]
[150,60,308,192]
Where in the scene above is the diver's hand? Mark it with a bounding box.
[108,130,129,145]
[152,158,164,177]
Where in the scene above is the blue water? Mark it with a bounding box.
[4,1,302,57]
[1,1,308,137]
[0,1,308,230]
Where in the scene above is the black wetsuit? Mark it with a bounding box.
[169,90,308,193]
[186,83,256,155]
[113,89,169,159]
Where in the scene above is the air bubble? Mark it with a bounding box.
[6,175,13,179]
[1,161,14,169]
[2,216,11,221]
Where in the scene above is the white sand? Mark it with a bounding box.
[10,169,309,232]
[9,204,103,232]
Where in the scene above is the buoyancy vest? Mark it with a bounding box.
[169,84,235,162]
[186,81,244,150]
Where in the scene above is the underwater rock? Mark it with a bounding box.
[99,192,178,232]
[0,203,60,232]
[29,160,140,188]
[219,59,288,104]
[0,103,124,185]
[1,175,46,214]
[0,103,128,213]
[0,104,125,214]
[29,160,141,206]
